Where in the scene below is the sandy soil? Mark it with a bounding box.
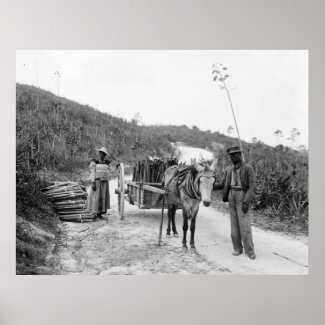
[55,145,308,275]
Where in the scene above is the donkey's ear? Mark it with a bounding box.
[210,158,218,171]
[192,159,204,172]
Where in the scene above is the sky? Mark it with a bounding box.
[16,50,308,147]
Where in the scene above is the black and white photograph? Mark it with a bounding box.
[16,50,308,275]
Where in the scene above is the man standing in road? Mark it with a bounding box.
[214,146,256,260]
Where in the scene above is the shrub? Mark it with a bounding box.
[16,164,48,216]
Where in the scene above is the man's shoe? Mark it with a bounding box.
[232,251,243,256]
[248,254,256,260]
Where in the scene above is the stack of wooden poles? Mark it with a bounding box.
[132,158,178,183]
[43,181,94,222]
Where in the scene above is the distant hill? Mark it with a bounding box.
[16,83,307,174]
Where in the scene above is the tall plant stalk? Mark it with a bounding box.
[212,63,245,162]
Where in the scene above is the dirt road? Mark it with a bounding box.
[55,145,308,275]
[56,178,230,275]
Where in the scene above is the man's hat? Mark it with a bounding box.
[226,146,242,154]
[95,146,109,156]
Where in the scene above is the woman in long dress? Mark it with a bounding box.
[86,147,111,219]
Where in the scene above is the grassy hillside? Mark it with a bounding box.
[16,83,308,229]
[16,84,173,171]
[17,83,307,169]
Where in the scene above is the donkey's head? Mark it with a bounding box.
[192,159,218,207]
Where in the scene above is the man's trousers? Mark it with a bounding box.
[228,189,255,255]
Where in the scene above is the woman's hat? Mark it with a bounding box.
[95,147,109,156]
[226,146,242,154]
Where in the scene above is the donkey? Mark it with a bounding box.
[163,159,218,249]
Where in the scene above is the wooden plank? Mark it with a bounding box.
[138,182,162,186]
[137,184,141,208]
[126,181,162,186]
[126,181,165,194]
[142,185,165,195]
[126,181,141,188]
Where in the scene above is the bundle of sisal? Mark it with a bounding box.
[43,181,94,222]
[132,157,179,182]
[59,213,94,223]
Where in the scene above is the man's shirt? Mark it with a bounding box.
[230,164,243,189]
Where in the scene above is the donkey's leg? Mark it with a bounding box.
[190,202,200,249]
[190,217,197,249]
[182,209,189,249]
[166,205,172,236]
[171,205,178,236]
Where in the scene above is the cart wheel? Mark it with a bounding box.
[117,163,125,220]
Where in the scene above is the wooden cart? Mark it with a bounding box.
[114,163,167,245]
[114,163,166,219]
